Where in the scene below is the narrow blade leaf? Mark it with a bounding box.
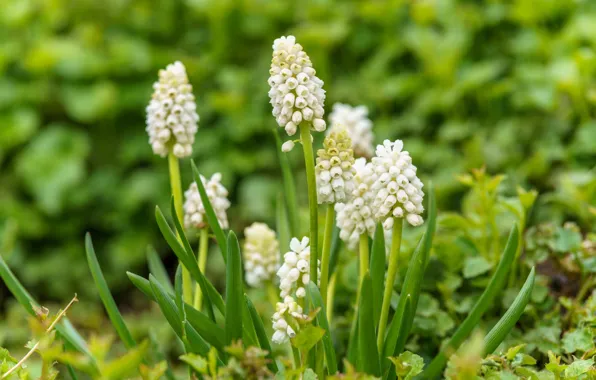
[370,223,386,329]
[191,160,227,261]
[150,274,183,338]
[308,282,338,375]
[422,225,520,378]
[147,244,174,294]
[483,267,535,355]
[246,295,279,373]
[85,233,136,349]
[358,272,381,376]
[274,128,299,236]
[225,231,243,345]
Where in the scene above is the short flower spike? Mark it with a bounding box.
[370,140,425,229]
[183,173,230,230]
[315,128,356,204]
[243,222,280,288]
[146,61,199,158]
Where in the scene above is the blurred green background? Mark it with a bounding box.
[0,0,595,308]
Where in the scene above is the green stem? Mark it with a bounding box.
[326,272,337,324]
[377,219,403,353]
[299,124,319,285]
[356,234,370,305]
[292,345,301,369]
[168,152,193,304]
[320,204,335,306]
[193,228,209,310]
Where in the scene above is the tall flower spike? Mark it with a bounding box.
[315,128,356,204]
[183,173,230,230]
[268,35,326,151]
[335,158,377,249]
[146,61,199,158]
[243,222,280,287]
[329,103,374,158]
[370,140,425,229]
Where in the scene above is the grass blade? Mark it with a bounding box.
[357,272,381,376]
[147,245,174,294]
[85,233,136,350]
[307,282,338,375]
[191,160,228,261]
[155,205,225,315]
[421,225,520,378]
[273,128,299,236]
[150,274,183,338]
[225,231,243,346]
[276,192,290,259]
[127,272,225,351]
[370,224,386,329]
[0,254,95,364]
[245,295,279,373]
[483,267,535,355]
[383,184,436,372]
[169,198,216,321]
[183,321,210,356]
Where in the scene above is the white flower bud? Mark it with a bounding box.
[183,173,230,230]
[281,140,295,152]
[243,222,280,288]
[315,128,356,204]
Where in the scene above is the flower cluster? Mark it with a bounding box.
[183,173,230,230]
[370,140,425,229]
[146,61,199,158]
[335,158,377,249]
[268,35,326,150]
[271,237,320,344]
[243,222,280,287]
[315,128,356,204]
[329,103,374,158]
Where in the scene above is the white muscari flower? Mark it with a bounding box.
[329,103,374,157]
[146,61,199,158]
[315,128,356,204]
[276,237,319,299]
[335,158,377,249]
[243,222,280,287]
[268,35,326,152]
[281,140,295,152]
[370,140,425,229]
[183,173,230,230]
[271,297,303,344]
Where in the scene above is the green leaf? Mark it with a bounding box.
[484,267,536,355]
[102,341,149,380]
[422,225,520,378]
[505,344,526,361]
[85,233,136,349]
[463,256,493,278]
[169,197,216,321]
[307,282,338,375]
[0,253,95,366]
[150,274,183,338]
[388,351,424,380]
[245,295,279,373]
[358,272,381,376]
[370,223,386,329]
[225,231,243,346]
[147,245,174,294]
[191,160,228,261]
[179,353,208,374]
[292,325,326,352]
[154,205,225,315]
[562,328,595,354]
[383,183,437,373]
[127,272,225,352]
[563,359,594,377]
[183,321,211,356]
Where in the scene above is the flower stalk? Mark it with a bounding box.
[168,152,193,304]
[319,204,335,305]
[377,218,403,352]
[300,123,319,285]
[193,227,209,310]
